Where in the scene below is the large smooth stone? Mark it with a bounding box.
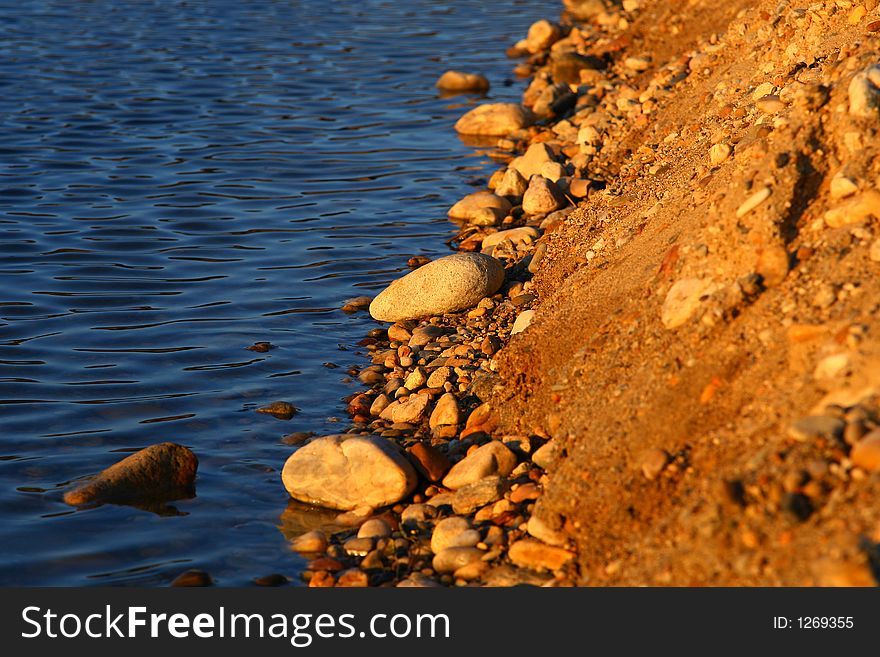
[369,253,505,322]
[282,435,417,510]
[448,191,512,222]
[63,442,198,506]
[454,103,533,136]
[442,441,517,489]
[509,142,556,181]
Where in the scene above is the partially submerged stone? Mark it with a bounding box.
[63,442,198,506]
[454,103,534,136]
[282,435,417,510]
[436,70,489,93]
[448,191,511,222]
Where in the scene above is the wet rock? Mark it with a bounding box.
[452,476,510,514]
[246,341,275,352]
[431,516,481,553]
[341,296,372,313]
[508,539,574,572]
[282,435,417,510]
[454,103,534,136]
[511,309,535,335]
[380,393,430,424]
[522,176,566,215]
[255,401,298,419]
[848,65,880,117]
[407,442,451,482]
[436,70,490,93]
[369,253,505,322]
[171,570,213,587]
[448,191,512,222]
[443,441,517,489]
[429,392,460,428]
[64,442,198,506]
[291,530,329,554]
[851,432,880,471]
[432,547,485,573]
[254,574,289,587]
[661,278,719,329]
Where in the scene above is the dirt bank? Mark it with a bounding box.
[495,0,880,585]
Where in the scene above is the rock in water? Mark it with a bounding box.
[436,70,490,92]
[369,253,505,322]
[448,191,512,222]
[454,103,533,136]
[63,442,198,506]
[282,435,417,510]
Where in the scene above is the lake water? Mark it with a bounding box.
[0,0,546,585]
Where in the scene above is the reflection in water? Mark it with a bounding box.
[0,0,544,585]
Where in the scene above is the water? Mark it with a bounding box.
[0,0,546,585]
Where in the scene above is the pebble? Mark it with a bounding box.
[448,191,512,222]
[522,175,566,215]
[427,366,452,388]
[709,143,731,165]
[532,440,561,469]
[442,441,518,489]
[511,309,535,335]
[870,239,880,262]
[336,569,369,587]
[735,186,771,218]
[830,172,858,200]
[396,573,442,587]
[255,400,298,419]
[788,415,845,443]
[509,142,556,180]
[524,19,560,53]
[495,167,528,197]
[400,503,439,529]
[640,448,669,480]
[661,278,719,329]
[848,65,880,117]
[282,435,417,510]
[369,253,506,322]
[824,190,880,228]
[380,393,430,424]
[431,516,481,553]
[63,442,198,506]
[404,367,427,391]
[436,70,490,93]
[254,574,289,587]
[510,482,541,503]
[369,394,391,417]
[755,94,785,113]
[452,476,511,514]
[851,432,880,472]
[341,296,373,313]
[358,518,392,539]
[526,512,567,547]
[409,324,445,347]
[454,103,534,136]
[508,539,574,572]
[407,442,451,482]
[482,226,539,251]
[343,537,375,556]
[624,56,651,71]
[432,547,485,574]
[171,570,213,587]
[429,392,461,428]
[291,530,329,554]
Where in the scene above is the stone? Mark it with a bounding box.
[432,547,485,574]
[396,573,441,587]
[343,536,374,556]
[341,296,372,313]
[336,569,369,587]
[442,441,517,489]
[830,172,858,200]
[509,143,556,181]
[541,161,566,182]
[788,415,845,443]
[400,503,438,529]
[661,278,719,329]
[426,366,452,388]
[431,516,481,553]
[404,367,427,391]
[527,512,567,547]
[369,253,505,322]
[510,482,541,504]
[640,448,668,480]
[848,65,880,117]
[551,52,603,84]
[511,309,535,335]
[532,440,561,469]
[709,143,731,166]
[852,432,880,471]
[452,476,510,514]
[409,325,446,347]
[387,323,412,342]
[482,227,539,251]
[755,94,785,113]
[369,394,391,417]
[454,103,533,136]
[256,400,298,419]
[524,19,560,53]
[870,239,880,262]
[171,570,213,587]
[495,167,528,197]
[436,70,490,93]
[281,435,417,510]
[448,191,512,222]
[63,442,198,506]
[454,561,488,581]
[407,443,451,482]
[824,190,880,228]
[736,186,771,218]
[508,539,574,571]
[814,353,851,382]
[624,56,651,71]
[357,518,392,539]
[522,176,566,215]
[291,530,328,554]
[429,392,461,428]
[380,393,430,424]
